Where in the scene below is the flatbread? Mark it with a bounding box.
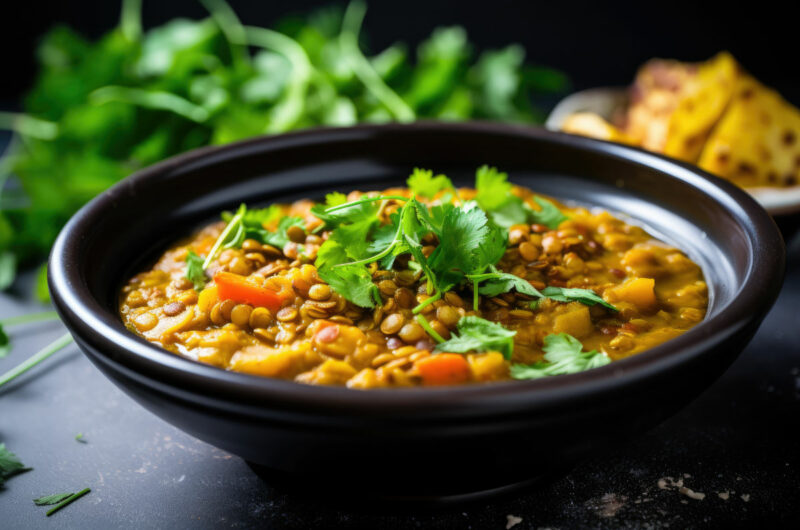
[561,112,636,144]
[698,76,800,187]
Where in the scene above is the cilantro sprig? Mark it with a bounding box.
[434,316,517,359]
[1,442,30,487]
[475,165,568,229]
[509,333,611,379]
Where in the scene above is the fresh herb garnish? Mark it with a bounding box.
[43,488,91,516]
[406,168,454,198]
[530,196,569,228]
[0,311,60,359]
[435,316,517,359]
[184,250,207,291]
[0,251,15,290]
[315,240,380,308]
[474,165,567,229]
[35,264,51,304]
[542,286,618,312]
[0,333,74,388]
[0,0,565,291]
[509,333,611,379]
[0,443,30,487]
[34,493,75,506]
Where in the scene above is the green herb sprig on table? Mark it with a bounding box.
[0,0,567,292]
[35,488,92,516]
[1,442,31,487]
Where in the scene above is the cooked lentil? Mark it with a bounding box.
[119,185,708,388]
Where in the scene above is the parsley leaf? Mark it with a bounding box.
[407,168,453,198]
[435,315,516,360]
[34,493,75,506]
[184,250,207,290]
[0,443,30,487]
[541,286,618,312]
[509,333,611,379]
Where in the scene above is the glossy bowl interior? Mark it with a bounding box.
[49,123,784,498]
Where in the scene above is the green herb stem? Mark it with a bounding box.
[340,2,415,122]
[119,0,142,41]
[89,87,210,123]
[321,195,408,214]
[0,333,73,388]
[0,112,59,140]
[0,311,59,327]
[46,488,91,517]
[415,314,445,344]
[411,291,441,315]
[203,206,246,269]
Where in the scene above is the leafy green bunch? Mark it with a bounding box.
[309,166,617,317]
[0,0,567,291]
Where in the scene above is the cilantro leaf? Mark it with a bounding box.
[435,315,516,359]
[34,493,75,506]
[475,165,512,211]
[185,250,207,290]
[509,333,611,379]
[323,192,348,207]
[471,271,543,298]
[474,165,568,229]
[0,443,29,487]
[316,239,379,308]
[427,202,490,275]
[542,286,618,312]
[35,264,51,304]
[261,216,306,249]
[528,196,568,229]
[0,325,9,358]
[407,168,453,198]
[0,251,16,290]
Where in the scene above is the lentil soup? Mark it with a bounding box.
[119,167,707,388]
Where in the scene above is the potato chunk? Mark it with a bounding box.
[608,278,658,313]
[552,304,593,339]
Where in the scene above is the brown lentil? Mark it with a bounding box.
[120,184,707,389]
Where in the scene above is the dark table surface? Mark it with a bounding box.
[1,229,799,529]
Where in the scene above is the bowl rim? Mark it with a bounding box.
[48,121,786,417]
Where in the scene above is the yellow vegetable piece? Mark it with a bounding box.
[552,304,594,339]
[608,278,658,314]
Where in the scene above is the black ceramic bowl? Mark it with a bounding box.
[49,123,784,499]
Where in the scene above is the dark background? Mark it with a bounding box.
[2,0,798,107]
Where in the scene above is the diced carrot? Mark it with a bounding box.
[214,271,288,312]
[415,353,471,386]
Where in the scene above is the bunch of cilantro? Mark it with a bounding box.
[0,0,568,294]
[309,166,616,314]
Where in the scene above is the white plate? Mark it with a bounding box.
[546,87,800,216]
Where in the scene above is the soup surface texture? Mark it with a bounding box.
[119,168,707,388]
